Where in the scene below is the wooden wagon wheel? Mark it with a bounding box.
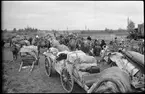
[60,68,74,93]
[45,57,52,77]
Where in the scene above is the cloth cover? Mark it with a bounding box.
[20,45,38,59]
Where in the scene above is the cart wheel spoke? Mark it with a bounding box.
[61,68,74,93]
[67,81,73,87]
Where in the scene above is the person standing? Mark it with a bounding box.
[114,37,118,44]
[11,43,19,61]
[28,37,33,45]
[2,40,5,47]
[93,39,102,56]
[100,40,106,49]
[86,36,94,55]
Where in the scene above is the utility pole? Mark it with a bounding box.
[67,26,68,32]
[85,25,87,30]
[127,17,130,26]
[127,17,130,29]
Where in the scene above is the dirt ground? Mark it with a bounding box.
[2,44,86,93]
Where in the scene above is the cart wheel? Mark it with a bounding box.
[45,57,52,77]
[60,68,74,93]
[91,78,122,93]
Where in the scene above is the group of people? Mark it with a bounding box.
[4,32,144,61]
[57,34,112,57]
[8,33,113,61]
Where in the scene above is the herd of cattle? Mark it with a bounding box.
[2,32,144,61]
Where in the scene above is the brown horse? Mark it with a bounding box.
[32,37,52,54]
[11,43,21,60]
[68,38,77,51]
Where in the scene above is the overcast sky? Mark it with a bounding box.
[2,1,144,30]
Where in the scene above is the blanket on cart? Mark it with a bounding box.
[53,44,70,52]
[20,45,38,60]
[49,47,59,56]
[67,50,97,64]
[57,50,97,64]
[56,50,98,74]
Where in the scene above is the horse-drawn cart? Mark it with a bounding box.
[19,45,39,72]
[43,48,133,93]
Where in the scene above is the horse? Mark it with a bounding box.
[68,38,77,51]
[76,37,85,50]
[33,37,52,54]
[11,43,21,61]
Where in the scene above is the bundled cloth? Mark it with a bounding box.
[77,63,99,74]
[20,45,38,60]
[51,39,69,51]
[12,38,21,43]
[56,44,70,52]
[24,40,30,45]
[12,36,24,43]
[51,39,60,47]
[57,50,97,64]
[56,50,98,74]
[19,40,30,46]
[49,47,59,56]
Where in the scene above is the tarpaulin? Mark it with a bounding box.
[88,67,132,93]
[66,50,97,64]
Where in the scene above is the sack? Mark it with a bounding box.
[81,55,97,64]
[49,47,59,55]
[79,66,100,73]
[67,51,86,64]
[20,45,38,59]
[67,51,96,64]
[57,44,70,51]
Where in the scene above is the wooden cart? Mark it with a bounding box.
[19,46,39,72]
[43,50,133,93]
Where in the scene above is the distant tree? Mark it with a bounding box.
[3,29,7,32]
[126,20,137,39]
[127,20,135,33]
[105,28,109,32]
[13,28,17,32]
[118,28,122,30]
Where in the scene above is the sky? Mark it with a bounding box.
[2,1,144,30]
